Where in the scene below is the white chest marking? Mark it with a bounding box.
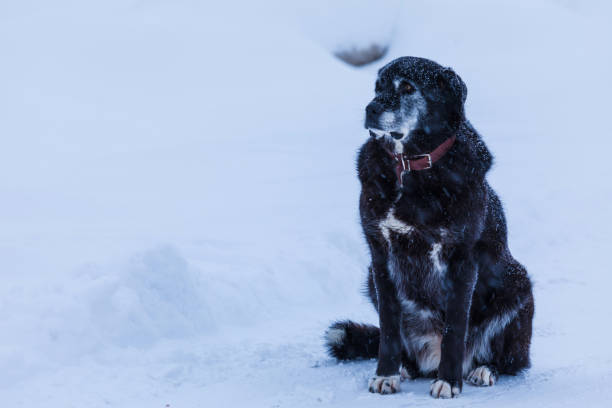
[379,209,413,243]
[429,242,446,275]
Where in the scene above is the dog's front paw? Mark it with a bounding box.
[430,379,461,398]
[368,375,400,394]
[466,366,497,386]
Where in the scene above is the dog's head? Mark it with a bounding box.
[365,56,467,152]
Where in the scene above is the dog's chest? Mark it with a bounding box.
[378,207,449,301]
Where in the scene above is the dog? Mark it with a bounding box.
[325,57,534,398]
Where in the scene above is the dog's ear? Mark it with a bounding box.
[440,67,467,105]
[435,67,467,126]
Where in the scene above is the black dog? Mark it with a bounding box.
[325,57,534,398]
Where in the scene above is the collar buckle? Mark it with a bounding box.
[401,155,411,173]
[413,153,432,170]
[392,153,411,172]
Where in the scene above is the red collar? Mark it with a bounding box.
[385,136,456,184]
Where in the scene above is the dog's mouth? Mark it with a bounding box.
[369,129,405,140]
[369,129,406,153]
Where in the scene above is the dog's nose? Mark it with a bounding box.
[366,102,382,117]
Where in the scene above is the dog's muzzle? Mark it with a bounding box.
[368,129,405,140]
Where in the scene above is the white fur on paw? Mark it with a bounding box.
[430,379,460,399]
[368,375,401,394]
[467,366,496,386]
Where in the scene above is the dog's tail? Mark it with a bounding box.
[324,320,380,360]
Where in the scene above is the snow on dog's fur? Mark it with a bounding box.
[325,57,534,398]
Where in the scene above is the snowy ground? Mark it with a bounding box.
[1,0,612,406]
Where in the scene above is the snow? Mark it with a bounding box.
[1,0,611,406]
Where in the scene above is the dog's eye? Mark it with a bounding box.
[401,82,414,94]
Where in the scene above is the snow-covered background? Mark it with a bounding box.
[1,0,611,406]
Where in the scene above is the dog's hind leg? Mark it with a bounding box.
[491,291,534,375]
[467,294,532,386]
[466,260,534,380]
